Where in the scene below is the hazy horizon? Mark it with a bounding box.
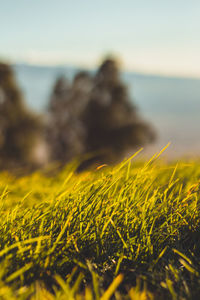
[12,61,200,81]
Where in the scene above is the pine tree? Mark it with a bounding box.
[46,72,92,162]
[0,63,42,169]
[82,58,155,164]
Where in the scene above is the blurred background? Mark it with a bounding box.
[0,0,200,170]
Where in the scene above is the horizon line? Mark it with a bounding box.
[11,60,200,81]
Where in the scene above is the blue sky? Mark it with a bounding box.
[1,0,200,77]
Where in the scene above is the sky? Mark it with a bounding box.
[1,0,200,77]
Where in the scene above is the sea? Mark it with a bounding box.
[13,64,200,159]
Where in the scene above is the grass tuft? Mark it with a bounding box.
[0,151,200,298]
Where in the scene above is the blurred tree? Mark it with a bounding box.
[46,72,92,162]
[82,58,155,165]
[0,63,43,169]
[47,58,156,168]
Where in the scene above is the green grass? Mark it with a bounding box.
[0,148,200,299]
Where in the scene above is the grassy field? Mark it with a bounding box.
[0,148,200,299]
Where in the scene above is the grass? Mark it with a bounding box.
[0,148,200,299]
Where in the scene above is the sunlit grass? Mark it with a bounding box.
[0,150,200,299]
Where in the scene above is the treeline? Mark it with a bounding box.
[0,58,155,171]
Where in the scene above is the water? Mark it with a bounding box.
[13,64,200,158]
